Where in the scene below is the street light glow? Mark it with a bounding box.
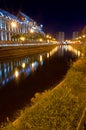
[39,38,43,42]
[22,63,25,68]
[15,70,19,78]
[30,29,34,33]
[11,22,17,28]
[46,35,49,38]
[20,37,25,41]
[82,35,85,38]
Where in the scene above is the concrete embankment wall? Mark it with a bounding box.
[0,44,57,60]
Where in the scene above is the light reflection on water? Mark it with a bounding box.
[0,46,58,87]
[0,58,39,87]
[0,45,81,87]
[65,45,83,57]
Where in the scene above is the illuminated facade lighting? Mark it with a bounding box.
[22,63,25,68]
[15,70,19,78]
[30,29,34,33]
[0,9,44,41]
[20,37,25,41]
[39,38,43,42]
[11,22,17,28]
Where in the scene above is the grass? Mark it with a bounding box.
[1,44,86,130]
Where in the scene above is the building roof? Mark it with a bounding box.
[0,9,44,33]
[0,9,18,21]
[17,11,34,22]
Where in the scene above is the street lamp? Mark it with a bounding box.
[30,28,34,33]
[20,37,25,41]
[39,38,43,42]
[15,70,19,78]
[46,35,49,38]
[82,35,85,38]
[22,63,25,68]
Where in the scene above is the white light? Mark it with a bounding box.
[22,63,25,68]
[15,70,19,78]
[20,37,25,41]
[40,55,43,62]
[30,29,34,33]
[47,53,49,58]
[11,22,17,28]
[82,35,85,38]
[39,38,43,42]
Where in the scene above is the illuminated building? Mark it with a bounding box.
[56,32,65,43]
[80,26,86,35]
[0,9,44,41]
[72,32,78,40]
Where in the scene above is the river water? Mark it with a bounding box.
[0,45,81,124]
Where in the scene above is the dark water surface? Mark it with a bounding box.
[0,45,81,124]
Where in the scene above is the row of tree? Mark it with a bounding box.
[11,32,52,43]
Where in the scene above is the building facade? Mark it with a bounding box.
[0,9,44,41]
[72,32,78,40]
[56,32,65,43]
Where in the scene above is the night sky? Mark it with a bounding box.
[0,0,86,39]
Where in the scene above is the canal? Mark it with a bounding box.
[0,45,81,124]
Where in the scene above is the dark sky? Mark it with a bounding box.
[0,0,86,38]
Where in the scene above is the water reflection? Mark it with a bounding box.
[0,59,40,87]
[39,55,43,66]
[0,45,81,88]
[58,45,83,57]
[0,46,59,87]
[65,45,83,57]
